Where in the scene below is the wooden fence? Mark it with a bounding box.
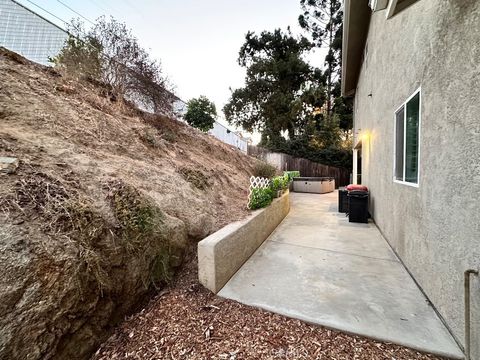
[248,145,351,187]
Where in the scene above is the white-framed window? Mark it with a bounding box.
[386,0,420,18]
[393,88,421,186]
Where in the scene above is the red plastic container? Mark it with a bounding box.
[346,184,369,192]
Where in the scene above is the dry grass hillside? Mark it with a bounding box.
[0,48,258,359]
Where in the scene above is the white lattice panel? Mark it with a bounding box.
[247,176,270,208]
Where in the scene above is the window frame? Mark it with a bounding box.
[386,0,419,18]
[392,87,421,188]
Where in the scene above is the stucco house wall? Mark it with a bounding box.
[351,1,480,358]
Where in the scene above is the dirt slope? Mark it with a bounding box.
[0,49,257,359]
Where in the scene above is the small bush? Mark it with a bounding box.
[252,162,277,179]
[281,174,290,189]
[50,32,103,79]
[109,181,165,246]
[178,167,211,190]
[162,129,177,143]
[270,177,283,192]
[270,175,290,192]
[248,187,274,210]
[139,130,160,148]
[284,170,300,182]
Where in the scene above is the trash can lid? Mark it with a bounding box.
[346,184,368,191]
[348,190,369,197]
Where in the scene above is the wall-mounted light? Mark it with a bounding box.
[360,131,370,142]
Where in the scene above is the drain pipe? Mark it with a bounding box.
[465,268,478,360]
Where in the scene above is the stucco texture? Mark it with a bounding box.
[352,1,480,358]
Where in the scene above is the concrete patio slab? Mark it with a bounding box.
[218,192,463,359]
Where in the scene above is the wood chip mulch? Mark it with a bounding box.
[92,253,446,360]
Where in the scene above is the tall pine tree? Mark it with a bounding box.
[223,29,325,144]
[298,0,351,133]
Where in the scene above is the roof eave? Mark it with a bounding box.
[341,0,371,97]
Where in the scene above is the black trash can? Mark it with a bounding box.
[338,187,349,213]
[348,190,369,223]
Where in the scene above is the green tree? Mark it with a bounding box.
[223,29,323,143]
[299,0,343,116]
[185,96,217,132]
[299,0,353,138]
[224,24,352,169]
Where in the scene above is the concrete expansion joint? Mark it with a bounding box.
[268,239,399,263]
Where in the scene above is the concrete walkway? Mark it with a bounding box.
[219,192,463,359]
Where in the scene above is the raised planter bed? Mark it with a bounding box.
[198,190,290,293]
[292,177,335,194]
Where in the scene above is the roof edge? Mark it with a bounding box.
[341,0,371,97]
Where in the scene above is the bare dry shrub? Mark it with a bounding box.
[252,161,277,178]
[138,129,161,148]
[49,19,102,81]
[140,113,180,143]
[2,172,110,290]
[51,17,173,115]
[178,167,211,190]
[161,129,177,143]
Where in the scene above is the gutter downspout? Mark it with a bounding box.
[465,269,479,360]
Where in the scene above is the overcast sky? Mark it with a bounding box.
[18,0,326,138]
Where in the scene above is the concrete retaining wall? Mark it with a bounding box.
[198,191,290,293]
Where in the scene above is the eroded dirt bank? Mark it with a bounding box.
[0,48,256,359]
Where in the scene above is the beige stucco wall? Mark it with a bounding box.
[353,1,480,358]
